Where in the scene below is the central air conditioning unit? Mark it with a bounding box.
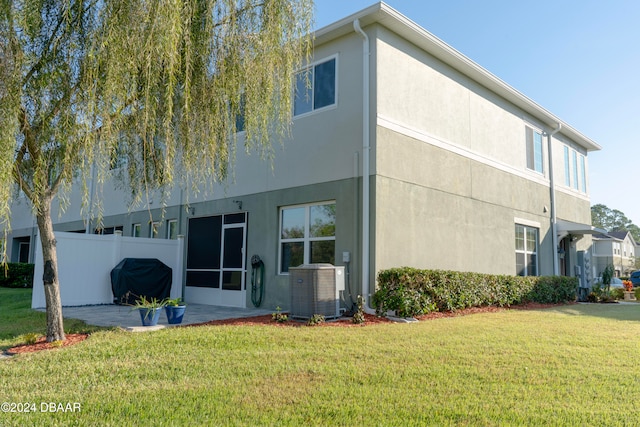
[289,264,345,320]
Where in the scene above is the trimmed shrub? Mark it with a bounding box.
[524,275,577,304]
[0,263,35,288]
[374,267,576,317]
[373,268,436,317]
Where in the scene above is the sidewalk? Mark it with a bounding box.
[36,303,273,332]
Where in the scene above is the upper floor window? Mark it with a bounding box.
[234,94,245,133]
[563,144,587,193]
[525,126,544,174]
[579,155,586,192]
[294,57,336,117]
[572,151,579,190]
[563,146,571,186]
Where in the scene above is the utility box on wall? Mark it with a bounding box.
[577,250,592,302]
[289,264,345,320]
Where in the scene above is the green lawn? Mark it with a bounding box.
[0,288,104,344]
[1,288,640,426]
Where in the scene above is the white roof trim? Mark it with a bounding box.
[314,2,601,152]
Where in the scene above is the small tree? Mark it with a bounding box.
[0,0,313,341]
[602,263,614,293]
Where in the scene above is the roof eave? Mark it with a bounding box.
[314,2,601,152]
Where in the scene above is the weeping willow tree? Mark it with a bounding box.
[0,0,313,341]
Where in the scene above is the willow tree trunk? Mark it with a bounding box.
[35,196,66,342]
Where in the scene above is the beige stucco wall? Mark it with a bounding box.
[374,26,543,172]
[371,23,592,277]
[373,127,554,275]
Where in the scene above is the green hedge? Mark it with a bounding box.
[0,263,35,288]
[373,267,577,317]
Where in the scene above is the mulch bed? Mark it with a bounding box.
[189,312,392,328]
[4,302,572,355]
[6,334,89,355]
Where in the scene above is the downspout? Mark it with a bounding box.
[548,123,562,275]
[85,162,96,234]
[353,19,374,313]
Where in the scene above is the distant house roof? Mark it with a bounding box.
[607,231,631,240]
[314,1,601,153]
[592,233,619,240]
[593,231,637,246]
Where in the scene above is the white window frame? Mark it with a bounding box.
[525,126,544,174]
[563,146,571,186]
[278,201,336,274]
[563,144,588,194]
[572,150,579,190]
[579,154,586,192]
[132,223,141,237]
[515,223,539,276]
[150,221,161,239]
[293,55,338,118]
[166,219,178,240]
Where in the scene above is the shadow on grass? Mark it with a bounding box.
[0,287,107,349]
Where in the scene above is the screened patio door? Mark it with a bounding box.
[185,213,247,307]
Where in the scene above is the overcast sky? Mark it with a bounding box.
[314,0,640,226]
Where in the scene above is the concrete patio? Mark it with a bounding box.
[37,303,274,332]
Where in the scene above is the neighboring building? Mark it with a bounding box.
[592,231,637,277]
[5,3,602,310]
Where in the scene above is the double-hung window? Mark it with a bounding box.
[579,155,586,192]
[294,57,336,116]
[525,126,544,173]
[572,151,579,190]
[515,224,538,276]
[563,144,587,193]
[279,202,336,273]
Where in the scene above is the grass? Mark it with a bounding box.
[0,288,104,345]
[2,288,640,426]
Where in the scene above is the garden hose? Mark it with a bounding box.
[251,255,265,307]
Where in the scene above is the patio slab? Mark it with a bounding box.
[36,303,273,330]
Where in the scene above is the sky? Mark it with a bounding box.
[314,0,640,226]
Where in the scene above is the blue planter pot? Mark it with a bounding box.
[165,305,186,324]
[138,307,162,326]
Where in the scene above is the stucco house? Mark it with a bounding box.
[592,231,637,277]
[6,3,601,311]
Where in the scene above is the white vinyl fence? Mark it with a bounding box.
[32,231,184,308]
